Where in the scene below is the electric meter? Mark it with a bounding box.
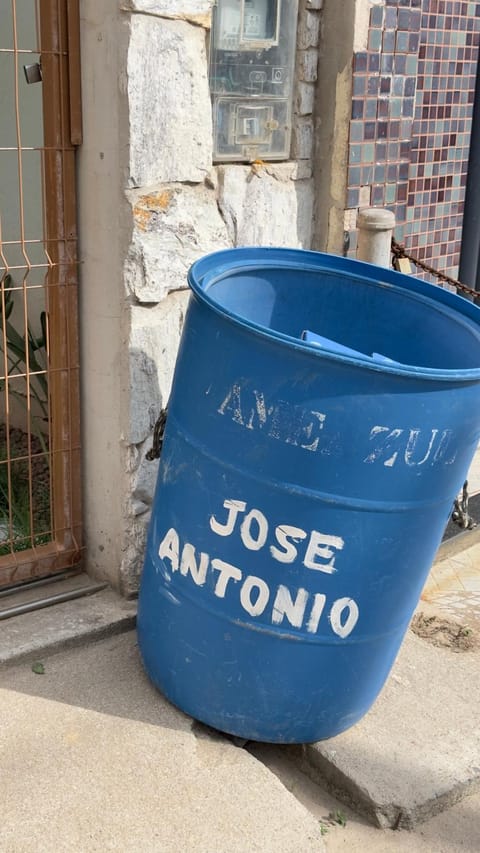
[209,0,299,162]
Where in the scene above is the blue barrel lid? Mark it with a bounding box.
[188,247,480,382]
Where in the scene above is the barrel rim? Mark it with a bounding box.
[188,247,480,382]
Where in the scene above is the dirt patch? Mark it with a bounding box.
[411,612,478,652]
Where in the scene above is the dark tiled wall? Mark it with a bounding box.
[347,0,480,278]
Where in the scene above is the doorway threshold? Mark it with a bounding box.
[0,579,137,668]
[0,571,107,621]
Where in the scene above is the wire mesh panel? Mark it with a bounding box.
[0,0,82,587]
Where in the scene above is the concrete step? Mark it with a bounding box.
[288,627,480,829]
[0,585,136,667]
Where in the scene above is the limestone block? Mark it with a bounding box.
[125,184,231,303]
[218,164,314,248]
[128,17,212,186]
[297,49,318,82]
[292,117,314,160]
[128,293,190,444]
[129,338,163,445]
[125,0,213,27]
[295,81,315,116]
[132,498,150,517]
[294,161,314,180]
[297,9,321,50]
[126,443,141,474]
[131,444,159,515]
[306,0,323,9]
[120,513,150,596]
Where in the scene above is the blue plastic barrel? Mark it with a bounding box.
[137,248,480,743]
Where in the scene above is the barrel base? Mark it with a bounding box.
[137,551,403,744]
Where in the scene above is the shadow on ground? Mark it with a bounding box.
[0,630,194,734]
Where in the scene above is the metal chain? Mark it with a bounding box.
[391,238,479,299]
[452,481,477,530]
[146,407,168,461]
[390,243,479,530]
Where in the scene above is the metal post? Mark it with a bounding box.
[356,208,396,268]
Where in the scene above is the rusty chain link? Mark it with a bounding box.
[452,481,477,530]
[391,239,480,529]
[391,238,479,299]
[146,407,168,461]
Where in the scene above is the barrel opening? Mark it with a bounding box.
[203,267,480,372]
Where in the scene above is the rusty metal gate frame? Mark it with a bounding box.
[0,0,82,587]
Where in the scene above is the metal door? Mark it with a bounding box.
[0,0,82,587]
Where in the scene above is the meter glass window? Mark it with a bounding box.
[209,0,299,162]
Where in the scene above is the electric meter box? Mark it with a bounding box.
[209,0,299,162]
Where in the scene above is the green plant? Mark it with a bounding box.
[0,273,49,437]
[0,450,51,554]
[320,810,349,833]
[0,274,50,552]
[329,810,347,828]
[0,452,30,542]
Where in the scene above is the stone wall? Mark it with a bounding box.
[119,0,323,594]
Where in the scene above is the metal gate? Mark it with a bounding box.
[0,0,82,588]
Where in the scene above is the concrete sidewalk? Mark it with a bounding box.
[0,631,326,853]
[1,627,479,853]
[1,544,479,852]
